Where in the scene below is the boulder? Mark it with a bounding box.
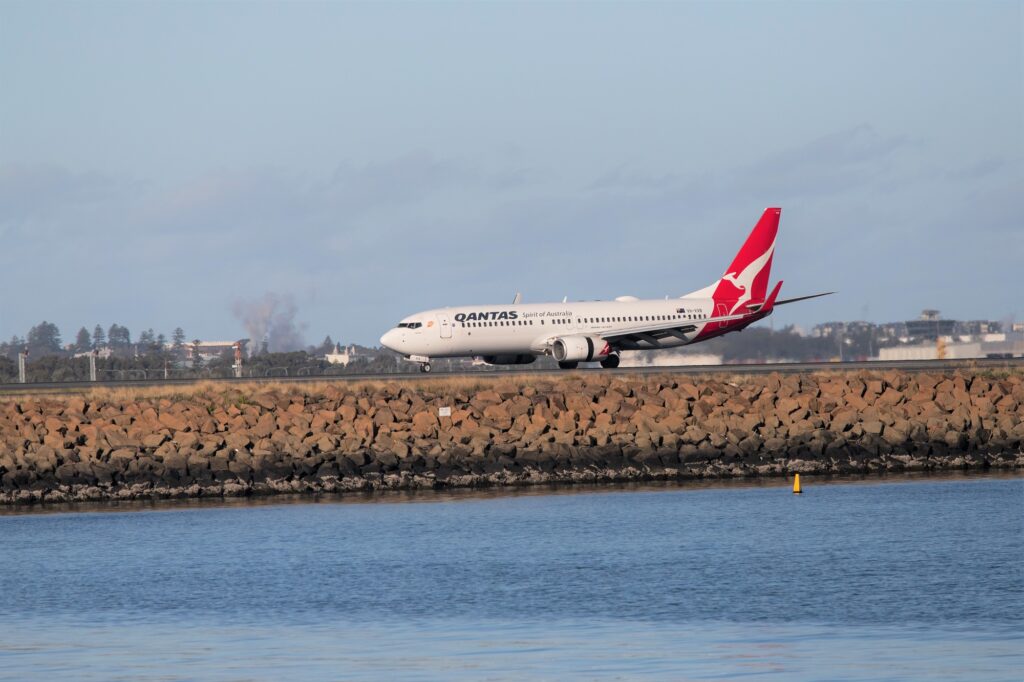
[158,411,190,432]
[412,411,439,437]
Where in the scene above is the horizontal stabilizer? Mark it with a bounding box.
[774,291,835,306]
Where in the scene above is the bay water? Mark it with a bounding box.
[1,475,1020,680]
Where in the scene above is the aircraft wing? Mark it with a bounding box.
[600,312,749,350]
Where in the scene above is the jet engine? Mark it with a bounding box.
[552,335,611,363]
[481,354,536,365]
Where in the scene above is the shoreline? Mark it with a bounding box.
[4,454,1019,507]
[2,469,1020,516]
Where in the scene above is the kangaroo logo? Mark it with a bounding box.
[719,239,776,315]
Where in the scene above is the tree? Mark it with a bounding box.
[108,324,131,348]
[315,335,335,355]
[139,329,156,349]
[74,327,92,353]
[172,327,186,349]
[156,333,167,348]
[192,339,203,369]
[27,321,62,357]
[3,335,25,360]
[93,325,106,348]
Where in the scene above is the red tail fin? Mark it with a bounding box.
[712,208,780,312]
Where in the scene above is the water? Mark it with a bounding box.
[1,476,1021,680]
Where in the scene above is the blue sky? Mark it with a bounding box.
[1,1,1020,347]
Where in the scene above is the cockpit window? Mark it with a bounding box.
[397,322,423,329]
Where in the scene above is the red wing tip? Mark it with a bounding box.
[765,207,782,214]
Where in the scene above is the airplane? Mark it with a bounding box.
[379,208,832,372]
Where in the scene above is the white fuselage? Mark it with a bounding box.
[379,295,717,360]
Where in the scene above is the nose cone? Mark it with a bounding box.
[380,329,399,351]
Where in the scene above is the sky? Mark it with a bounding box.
[1,1,1021,348]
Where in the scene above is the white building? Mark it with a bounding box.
[325,345,357,366]
[875,335,1024,360]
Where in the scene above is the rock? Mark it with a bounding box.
[0,369,1019,505]
[142,433,168,449]
[411,411,438,437]
[482,404,512,430]
[158,412,189,432]
[862,421,885,436]
[777,397,801,415]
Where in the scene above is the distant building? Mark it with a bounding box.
[325,345,357,366]
[811,322,846,338]
[904,310,956,341]
[73,347,113,359]
[980,334,1024,359]
[959,320,1002,336]
[183,341,245,361]
[877,343,981,361]
[875,334,1024,360]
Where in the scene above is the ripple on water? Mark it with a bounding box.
[0,475,1021,680]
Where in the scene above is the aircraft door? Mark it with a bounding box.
[438,313,452,339]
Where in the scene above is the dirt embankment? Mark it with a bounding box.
[1,370,1022,504]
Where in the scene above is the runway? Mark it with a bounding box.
[0,357,1020,394]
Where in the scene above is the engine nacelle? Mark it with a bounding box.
[480,354,536,365]
[552,335,611,363]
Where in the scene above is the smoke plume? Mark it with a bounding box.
[231,292,306,353]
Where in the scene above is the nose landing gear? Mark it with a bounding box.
[407,354,432,373]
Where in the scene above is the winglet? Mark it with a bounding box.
[763,280,784,310]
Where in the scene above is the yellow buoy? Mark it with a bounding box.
[793,474,802,494]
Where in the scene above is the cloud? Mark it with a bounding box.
[2,129,1020,344]
[0,163,134,233]
[944,157,1008,182]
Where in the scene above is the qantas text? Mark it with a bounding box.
[454,311,519,322]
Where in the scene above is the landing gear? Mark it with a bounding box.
[419,362,432,373]
[558,361,579,370]
[600,353,620,369]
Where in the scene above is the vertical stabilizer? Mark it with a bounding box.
[712,207,780,313]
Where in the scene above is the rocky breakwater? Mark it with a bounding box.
[1,370,1023,504]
